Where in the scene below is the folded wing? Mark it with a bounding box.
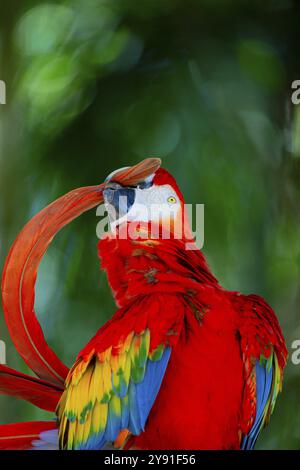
[57,329,171,450]
[235,294,288,449]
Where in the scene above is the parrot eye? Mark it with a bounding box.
[167,196,177,204]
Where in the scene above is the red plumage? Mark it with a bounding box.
[94,225,287,449]
[0,365,62,412]
[1,158,161,386]
[0,160,287,450]
[96,234,244,449]
[0,421,57,450]
[1,185,105,387]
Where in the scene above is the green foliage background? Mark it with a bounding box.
[1,0,300,449]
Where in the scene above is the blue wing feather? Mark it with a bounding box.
[79,347,171,449]
[241,361,273,450]
[133,348,171,432]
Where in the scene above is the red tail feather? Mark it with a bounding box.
[0,421,57,450]
[1,185,105,386]
[1,158,160,387]
[0,365,63,412]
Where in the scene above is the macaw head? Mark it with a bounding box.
[103,166,188,240]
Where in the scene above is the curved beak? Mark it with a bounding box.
[103,157,161,221]
[103,182,136,220]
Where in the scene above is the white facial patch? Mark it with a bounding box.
[126,184,181,223]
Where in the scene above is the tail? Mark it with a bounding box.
[0,364,62,449]
[2,158,160,385]
[0,158,161,448]
[1,185,105,387]
[0,184,104,449]
[0,421,58,450]
[0,364,63,411]
[1,158,160,387]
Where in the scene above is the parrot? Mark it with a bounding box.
[0,158,287,450]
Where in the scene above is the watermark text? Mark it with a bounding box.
[0,340,6,364]
[0,80,6,105]
[291,339,300,365]
[96,201,204,250]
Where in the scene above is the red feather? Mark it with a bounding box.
[1,185,104,386]
[1,158,161,387]
[0,156,286,449]
[91,230,287,449]
[0,421,57,450]
[0,365,63,412]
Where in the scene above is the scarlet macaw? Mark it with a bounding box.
[0,158,287,450]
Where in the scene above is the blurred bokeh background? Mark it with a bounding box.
[1,0,300,449]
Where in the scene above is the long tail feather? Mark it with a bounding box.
[1,185,105,387]
[0,365,63,411]
[0,421,57,450]
[1,158,161,387]
[113,158,161,186]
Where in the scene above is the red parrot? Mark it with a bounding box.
[0,158,287,450]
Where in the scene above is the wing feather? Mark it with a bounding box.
[235,293,287,449]
[57,329,171,450]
